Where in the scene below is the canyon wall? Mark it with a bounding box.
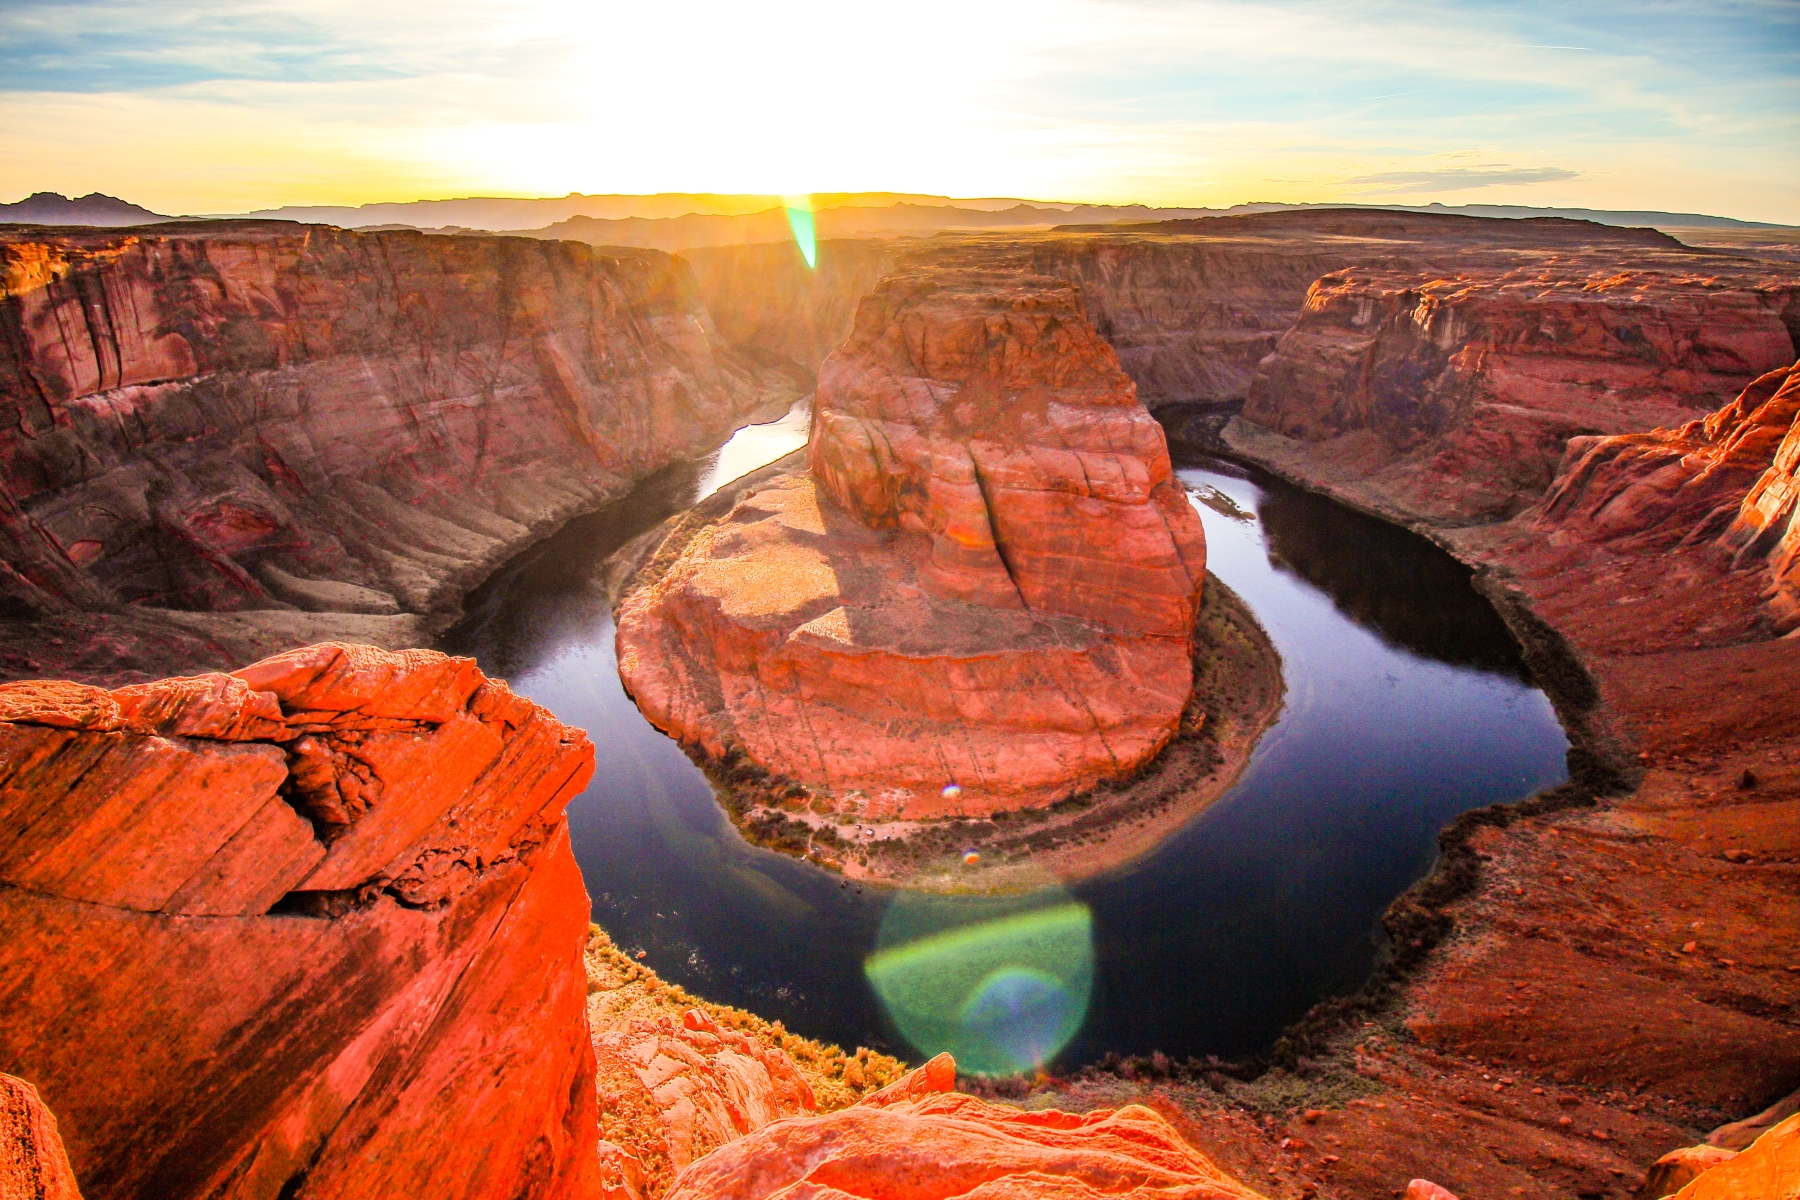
[683,238,900,377]
[685,212,1788,430]
[0,223,791,681]
[0,643,600,1200]
[616,267,1206,819]
[1535,360,1800,630]
[1232,252,1797,525]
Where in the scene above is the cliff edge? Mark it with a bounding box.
[0,643,600,1200]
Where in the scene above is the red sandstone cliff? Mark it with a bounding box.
[614,268,1205,819]
[0,223,791,682]
[1234,256,1797,524]
[1,1073,82,1200]
[0,643,600,1200]
[1533,360,1800,631]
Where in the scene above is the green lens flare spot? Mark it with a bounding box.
[865,900,1093,1076]
[785,205,817,268]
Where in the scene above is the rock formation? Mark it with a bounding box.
[1652,1113,1800,1199]
[663,1054,1268,1200]
[0,223,791,682]
[616,267,1206,817]
[1232,253,1797,524]
[0,643,600,1200]
[1,1073,83,1200]
[581,925,908,1200]
[1536,360,1800,630]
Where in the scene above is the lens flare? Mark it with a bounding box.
[783,195,817,268]
[865,898,1093,1076]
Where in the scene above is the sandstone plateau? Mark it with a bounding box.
[616,267,1207,820]
[0,223,790,684]
[0,643,601,1200]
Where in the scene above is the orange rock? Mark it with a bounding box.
[663,1055,1267,1199]
[591,1008,817,1176]
[1668,1112,1800,1199]
[1721,365,1800,629]
[0,643,601,1200]
[0,1073,83,1200]
[1537,359,1800,632]
[1240,262,1796,524]
[0,224,790,655]
[617,269,1205,816]
[1645,1144,1739,1197]
[1403,1182,1460,1200]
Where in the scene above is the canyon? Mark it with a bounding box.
[2,206,1798,1199]
[0,222,793,684]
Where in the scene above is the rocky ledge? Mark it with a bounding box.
[0,643,600,1200]
[610,267,1280,881]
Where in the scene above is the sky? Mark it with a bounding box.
[2,0,1797,222]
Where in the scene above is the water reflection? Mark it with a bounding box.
[440,429,1569,1067]
[1256,479,1527,677]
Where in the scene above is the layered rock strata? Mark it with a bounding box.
[0,223,790,682]
[1231,254,1797,524]
[582,926,907,1199]
[689,211,1793,426]
[616,268,1206,817]
[1537,359,1800,629]
[0,643,600,1200]
[664,1055,1269,1200]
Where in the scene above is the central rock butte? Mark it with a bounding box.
[615,267,1207,818]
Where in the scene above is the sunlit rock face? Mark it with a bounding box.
[664,1054,1269,1200]
[0,643,600,1200]
[0,223,790,679]
[1237,260,1797,524]
[616,268,1206,817]
[1537,359,1800,630]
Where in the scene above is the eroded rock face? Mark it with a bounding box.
[1536,360,1800,630]
[593,1009,816,1182]
[0,224,789,679]
[1,1073,83,1200]
[0,643,599,1200]
[616,268,1205,816]
[1238,264,1797,524]
[665,1054,1268,1200]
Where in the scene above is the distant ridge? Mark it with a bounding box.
[0,192,173,227]
[1215,200,1788,231]
[3,189,1788,240]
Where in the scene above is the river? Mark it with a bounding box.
[440,403,1569,1066]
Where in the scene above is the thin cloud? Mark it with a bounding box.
[1342,166,1581,194]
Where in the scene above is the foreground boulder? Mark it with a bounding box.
[0,643,599,1200]
[664,1055,1267,1200]
[616,267,1206,818]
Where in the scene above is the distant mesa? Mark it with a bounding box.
[0,192,173,227]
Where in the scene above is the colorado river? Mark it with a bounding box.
[440,405,1569,1066]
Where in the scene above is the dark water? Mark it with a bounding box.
[441,416,1569,1066]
